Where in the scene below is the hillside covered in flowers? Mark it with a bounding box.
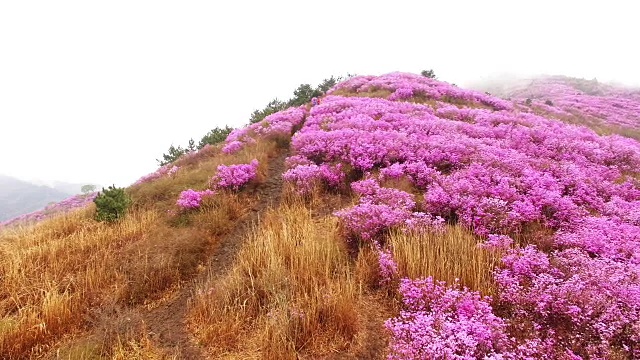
[2,72,639,359]
[215,72,640,358]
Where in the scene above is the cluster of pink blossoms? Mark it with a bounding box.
[210,159,259,191]
[386,278,510,359]
[222,106,307,154]
[329,72,514,111]
[175,160,260,211]
[278,72,640,358]
[0,192,99,229]
[133,164,180,185]
[176,189,215,210]
[334,179,443,241]
[282,162,345,194]
[507,75,640,130]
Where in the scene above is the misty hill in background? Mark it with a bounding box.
[0,175,78,222]
[28,179,88,195]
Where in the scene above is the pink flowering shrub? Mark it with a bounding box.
[286,73,640,356]
[176,189,215,210]
[351,179,416,209]
[282,163,344,194]
[478,234,514,251]
[221,106,307,154]
[0,193,99,228]
[377,246,399,284]
[133,164,180,185]
[402,212,445,233]
[335,179,446,240]
[385,277,511,359]
[330,72,513,111]
[495,246,640,358]
[508,76,640,132]
[211,159,260,191]
[335,203,410,241]
[221,140,245,154]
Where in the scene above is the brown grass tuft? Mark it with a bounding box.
[0,210,157,359]
[189,202,360,358]
[389,226,498,296]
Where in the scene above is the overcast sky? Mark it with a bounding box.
[1,1,638,187]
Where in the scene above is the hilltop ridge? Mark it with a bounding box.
[1,72,640,359]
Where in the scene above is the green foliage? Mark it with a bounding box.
[81,184,97,194]
[526,98,532,105]
[187,138,197,152]
[157,126,236,166]
[249,99,287,124]
[249,74,354,124]
[157,144,187,166]
[421,69,437,79]
[287,84,323,107]
[197,126,234,149]
[94,185,131,223]
[545,100,554,106]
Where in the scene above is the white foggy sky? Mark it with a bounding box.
[1,1,638,187]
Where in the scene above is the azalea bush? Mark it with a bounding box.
[276,72,640,357]
[176,189,215,210]
[385,277,510,359]
[211,159,260,191]
[0,193,98,228]
[222,107,306,154]
[510,76,640,135]
[282,163,345,194]
[133,164,179,185]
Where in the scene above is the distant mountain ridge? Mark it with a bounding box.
[0,175,79,222]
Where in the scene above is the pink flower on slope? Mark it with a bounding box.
[385,277,510,360]
[282,163,344,194]
[478,234,514,251]
[222,140,244,154]
[176,189,215,210]
[334,203,410,241]
[377,246,399,284]
[212,159,260,191]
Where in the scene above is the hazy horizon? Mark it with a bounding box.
[2,1,639,187]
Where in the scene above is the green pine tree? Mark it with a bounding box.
[197,126,234,149]
[157,144,186,166]
[94,185,131,223]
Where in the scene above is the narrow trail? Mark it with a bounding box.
[141,150,288,359]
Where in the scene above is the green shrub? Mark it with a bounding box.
[249,74,354,124]
[249,99,287,124]
[197,126,234,149]
[421,69,437,79]
[287,84,322,107]
[94,185,131,223]
[157,144,187,166]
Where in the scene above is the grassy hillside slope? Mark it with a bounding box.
[1,72,640,359]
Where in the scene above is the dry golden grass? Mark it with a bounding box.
[48,320,177,360]
[189,202,360,358]
[331,88,394,99]
[0,209,157,359]
[0,139,279,359]
[115,192,248,306]
[109,330,177,360]
[389,226,499,296]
